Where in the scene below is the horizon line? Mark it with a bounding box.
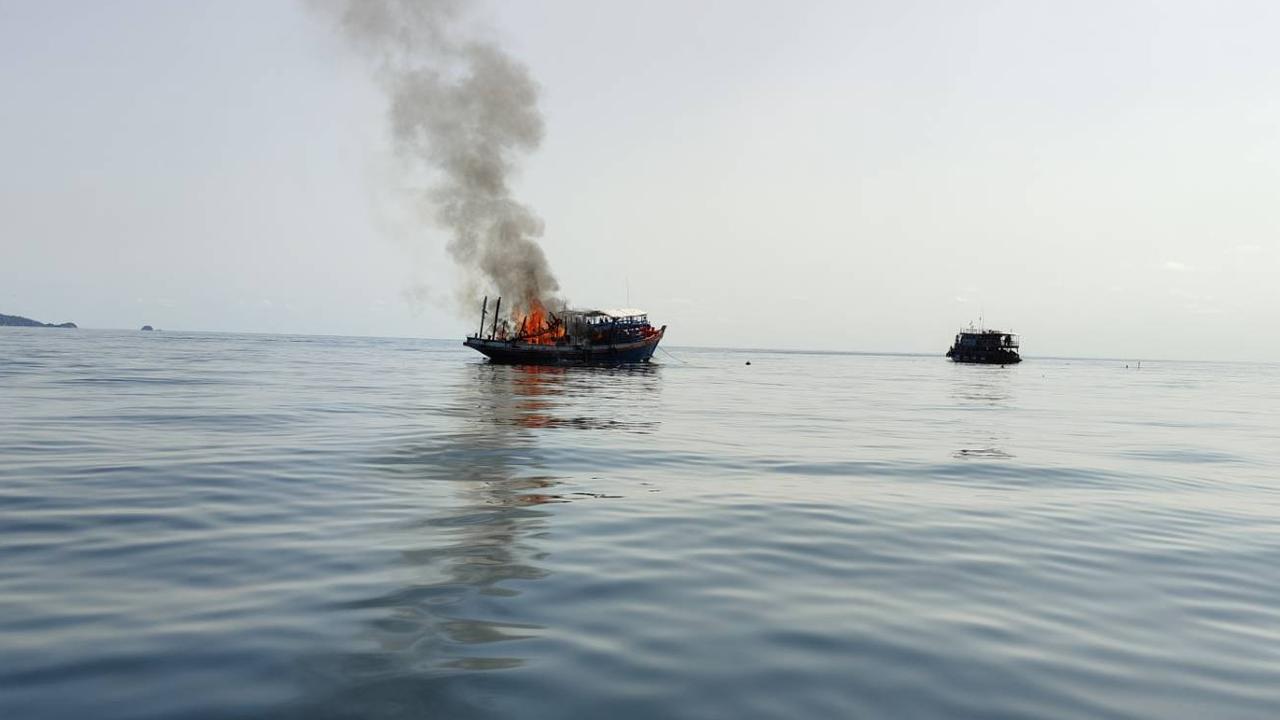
[5,325,1273,365]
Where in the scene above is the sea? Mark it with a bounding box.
[2,328,1278,719]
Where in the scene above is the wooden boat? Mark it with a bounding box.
[464,298,665,366]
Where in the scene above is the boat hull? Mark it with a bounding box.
[465,327,665,366]
[947,349,1021,364]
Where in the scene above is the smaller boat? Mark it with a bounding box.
[947,325,1021,364]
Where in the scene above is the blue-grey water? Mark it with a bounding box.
[2,329,1278,719]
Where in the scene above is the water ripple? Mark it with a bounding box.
[2,330,1278,719]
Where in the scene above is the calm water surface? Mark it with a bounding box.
[2,329,1278,719]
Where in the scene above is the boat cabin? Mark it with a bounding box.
[952,330,1019,351]
[563,308,656,344]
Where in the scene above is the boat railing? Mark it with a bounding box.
[954,334,1019,349]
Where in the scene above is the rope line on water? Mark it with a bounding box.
[659,346,688,364]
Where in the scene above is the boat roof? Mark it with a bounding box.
[567,307,647,318]
[957,328,1016,335]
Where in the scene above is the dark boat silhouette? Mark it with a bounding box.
[464,297,665,366]
[947,325,1021,364]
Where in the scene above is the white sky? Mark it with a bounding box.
[2,0,1278,360]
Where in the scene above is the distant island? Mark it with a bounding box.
[0,313,77,329]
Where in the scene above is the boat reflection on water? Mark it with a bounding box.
[486,363,662,433]
[290,362,663,717]
[950,366,1016,460]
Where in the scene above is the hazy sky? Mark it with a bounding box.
[2,0,1278,359]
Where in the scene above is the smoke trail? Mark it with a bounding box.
[314,0,560,316]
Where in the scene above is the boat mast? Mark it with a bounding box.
[478,296,487,339]
[491,297,502,339]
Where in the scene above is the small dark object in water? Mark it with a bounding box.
[745,361,751,365]
[141,325,154,331]
[947,325,1021,364]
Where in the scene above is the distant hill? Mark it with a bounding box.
[0,313,77,329]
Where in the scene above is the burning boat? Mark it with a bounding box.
[464,297,666,365]
[947,325,1021,364]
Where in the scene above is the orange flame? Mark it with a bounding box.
[513,298,566,345]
